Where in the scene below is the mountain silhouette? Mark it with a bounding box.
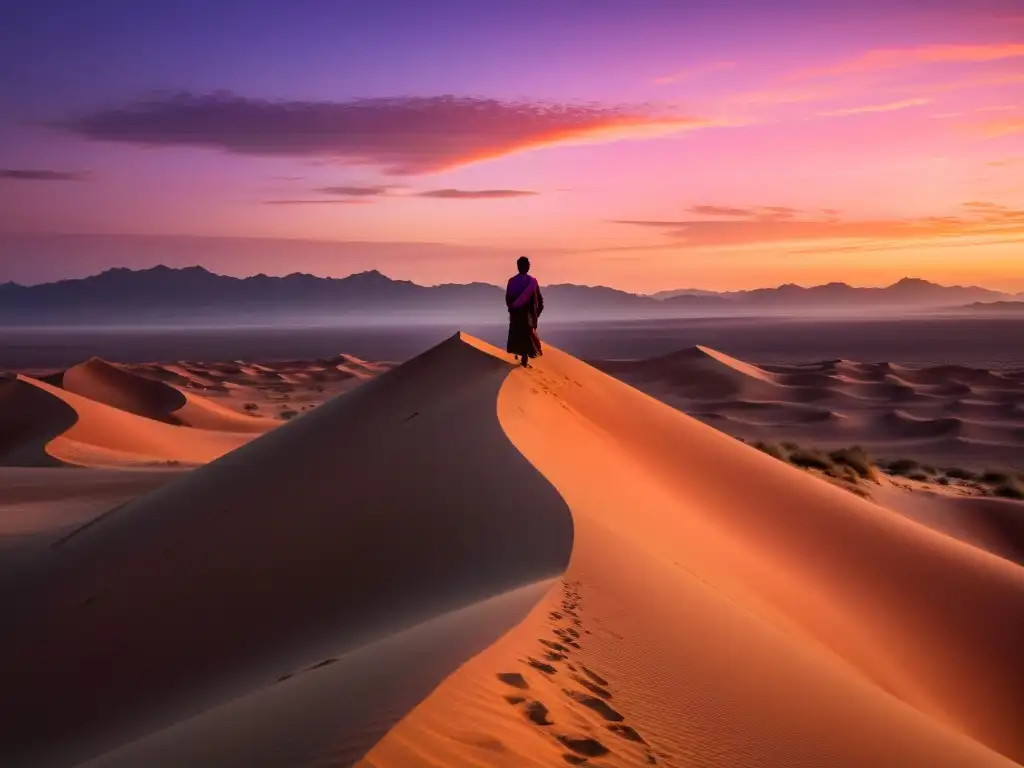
[0,267,1012,324]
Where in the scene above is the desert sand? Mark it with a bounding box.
[1,335,1022,767]
[596,346,1024,470]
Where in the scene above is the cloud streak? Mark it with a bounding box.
[263,199,371,205]
[0,169,90,181]
[416,188,537,199]
[612,202,1024,248]
[316,185,392,197]
[819,97,930,117]
[982,117,1024,137]
[801,43,1024,77]
[652,60,737,86]
[57,92,721,175]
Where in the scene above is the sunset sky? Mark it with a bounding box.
[1,0,1023,292]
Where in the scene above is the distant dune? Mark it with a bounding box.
[1,335,1022,768]
[596,347,1024,470]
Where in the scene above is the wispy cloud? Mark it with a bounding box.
[416,189,537,199]
[263,199,371,205]
[800,42,1024,77]
[982,117,1024,137]
[652,60,737,86]
[688,204,799,218]
[316,185,392,197]
[0,169,90,181]
[819,97,930,117]
[57,92,723,175]
[611,201,1024,248]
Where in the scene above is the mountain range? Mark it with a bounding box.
[0,266,1019,325]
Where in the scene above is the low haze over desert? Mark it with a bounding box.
[2,1,1023,767]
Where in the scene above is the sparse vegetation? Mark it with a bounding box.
[752,441,785,461]
[994,481,1024,500]
[787,447,835,471]
[981,470,1011,485]
[280,409,299,421]
[751,440,875,497]
[944,467,977,481]
[828,446,874,480]
[750,440,1023,502]
[883,458,920,477]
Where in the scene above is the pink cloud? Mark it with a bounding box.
[799,43,1024,77]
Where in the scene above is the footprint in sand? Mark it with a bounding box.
[573,676,612,700]
[581,663,602,688]
[523,700,553,726]
[525,657,557,675]
[497,672,529,689]
[558,735,610,758]
[307,657,338,671]
[608,724,647,744]
[564,689,624,722]
[540,639,571,653]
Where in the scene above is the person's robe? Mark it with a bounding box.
[505,273,544,358]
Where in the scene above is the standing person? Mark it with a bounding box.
[505,256,544,367]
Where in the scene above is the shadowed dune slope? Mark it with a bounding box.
[364,342,1024,768]
[56,358,279,433]
[0,374,255,467]
[0,334,573,768]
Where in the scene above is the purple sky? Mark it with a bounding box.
[1,0,1023,291]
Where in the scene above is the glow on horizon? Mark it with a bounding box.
[0,0,1022,293]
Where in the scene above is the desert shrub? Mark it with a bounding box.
[753,441,785,461]
[982,470,1011,485]
[921,465,938,475]
[280,409,299,421]
[885,458,920,477]
[937,476,950,486]
[944,467,977,481]
[243,402,258,412]
[993,482,1024,500]
[788,448,835,472]
[781,441,801,452]
[828,446,874,480]
[907,471,931,482]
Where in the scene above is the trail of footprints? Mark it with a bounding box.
[497,580,658,765]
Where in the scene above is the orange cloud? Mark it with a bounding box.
[653,60,737,86]
[982,117,1024,137]
[819,97,930,117]
[800,43,1024,77]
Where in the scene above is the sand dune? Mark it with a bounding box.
[0,373,256,468]
[0,352,388,468]
[2,335,1022,767]
[597,347,1024,470]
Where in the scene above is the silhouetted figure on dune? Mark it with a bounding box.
[505,256,544,367]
